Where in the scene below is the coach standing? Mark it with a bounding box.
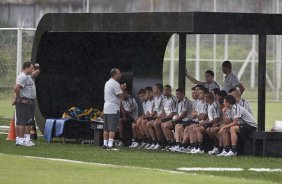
[13,62,36,146]
[103,68,126,150]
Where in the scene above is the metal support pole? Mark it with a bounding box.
[179,34,186,93]
[276,35,281,101]
[213,35,217,80]
[195,34,200,80]
[169,34,175,88]
[224,34,229,60]
[258,35,266,131]
[16,28,22,76]
[250,35,256,88]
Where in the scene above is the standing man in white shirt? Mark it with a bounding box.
[103,68,126,150]
[222,60,245,94]
[13,61,36,147]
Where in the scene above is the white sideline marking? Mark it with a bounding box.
[1,154,282,173]
[177,167,244,172]
[249,168,282,172]
[22,155,185,174]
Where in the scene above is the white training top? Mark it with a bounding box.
[162,95,177,116]
[192,99,207,121]
[16,72,36,99]
[122,95,139,121]
[142,101,148,115]
[231,104,257,128]
[207,102,220,121]
[145,98,155,115]
[153,95,164,116]
[222,72,241,93]
[238,99,253,115]
[177,97,193,121]
[103,78,123,114]
[203,81,221,91]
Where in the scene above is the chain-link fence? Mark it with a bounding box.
[0,28,35,126]
[163,34,282,102]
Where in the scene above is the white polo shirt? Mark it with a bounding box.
[153,95,164,116]
[203,81,221,91]
[103,78,122,114]
[238,99,253,115]
[207,102,220,121]
[162,95,177,116]
[16,72,36,99]
[177,97,193,121]
[231,104,257,128]
[122,95,138,121]
[142,101,148,115]
[223,72,241,93]
[145,98,155,114]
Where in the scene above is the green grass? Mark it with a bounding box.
[0,98,14,119]
[0,154,273,184]
[0,135,282,183]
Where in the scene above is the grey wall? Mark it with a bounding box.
[0,0,279,28]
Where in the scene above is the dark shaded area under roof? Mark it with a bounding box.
[32,12,276,132]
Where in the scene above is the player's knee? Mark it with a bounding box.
[230,126,237,134]
[154,121,161,128]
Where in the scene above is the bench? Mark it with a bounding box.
[44,118,104,146]
[90,121,104,146]
[244,131,282,157]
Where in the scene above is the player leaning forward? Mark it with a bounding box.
[103,68,126,150]
[13,62,37,146]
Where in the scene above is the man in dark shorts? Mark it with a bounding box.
[13,62,36,146]
[160,88,193,152]
[103,68,126,150]
[218,95,257,156]
[192,92,221,154]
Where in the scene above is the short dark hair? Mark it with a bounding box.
[110,68,118,77]
[145,86,153,92]
[176,88,185,93]
[195,84,205,90]
[212,88,220,95]
[164,84,171,89]
[138,88,146,95]
[218,90,228,98]
[219,98,224,105]
[202,87,209,94]
[22,61,32,70]
[205,92,215,101]
[155,83,163,91]
[205,70,214,77]
[191,86,196,90]
[224,95,236,105]
[222,60,232,70]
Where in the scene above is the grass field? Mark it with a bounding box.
[0,154,273,184]
[0,135,282,184]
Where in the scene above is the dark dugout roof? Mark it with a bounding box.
[32,12,274,132]
[36,12,282,34]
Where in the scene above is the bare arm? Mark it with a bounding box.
[185,69,204,85]
[163,112,177,119]
[236,83,245,95]
[117,83,126,98]
[173,111,188,121]
[14,84,22,99]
